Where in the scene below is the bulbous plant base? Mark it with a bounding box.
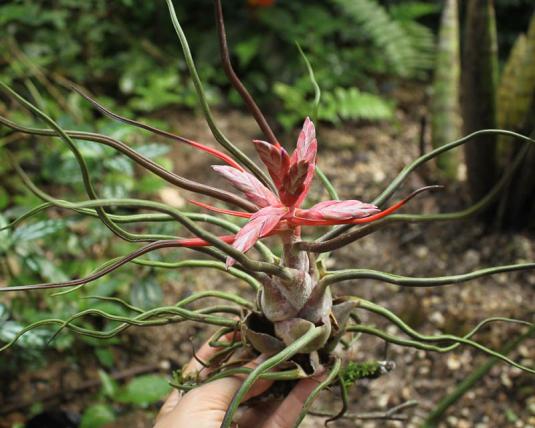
[243,295,358,356]
[170,295,363,412]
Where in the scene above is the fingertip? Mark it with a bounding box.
[183,332,241,377]
[155,389,181,422]
[262,377,323,427]
[291,377,323,402]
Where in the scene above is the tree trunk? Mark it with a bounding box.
[462,0,499,204]
[496,12,535,229]
[431,0,461,179]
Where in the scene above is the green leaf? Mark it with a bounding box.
[0,187,8,210]
[23,254,68,283]
[80,403,116,428]
[389,2,439,21]
[137,174,166,194]
[51,332,74,351]
[332,0,434,78]
[95,347,115,369]
[88,302,128,317]
[0,4,41,26]
[323,87,394,122]
[235,37,262,68]
[130,278,163,310]
[104,156,134,176]
[90,277,124,298]
[135,143,171,159]
[80,335,120,348]
[0,214,10,252]
[505,408,518,423]
[98,369,119,397]
[116,374,170,406]
[0,304,9,325]
[12,219,66,242]
[0,321,50,348]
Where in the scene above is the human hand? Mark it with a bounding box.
[154,337,322,428]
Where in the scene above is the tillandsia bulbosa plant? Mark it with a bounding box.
[1,1,535,426]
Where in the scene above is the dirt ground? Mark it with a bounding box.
[2,87,534,427]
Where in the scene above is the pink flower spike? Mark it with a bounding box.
[349,185,444,224]
[226,206,287,268]
[212,165,280,208]
[280,160,309,205]
[293,162,316,208]
[301,200,380,222]
[252,140,290,189]
[292,117,317,165]
[280,117,317,207]
[291,185,443,226]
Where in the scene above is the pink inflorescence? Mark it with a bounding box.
[185,117,430,267]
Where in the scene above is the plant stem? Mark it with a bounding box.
[221,326,324,428]
[293,358,342,427]
[0,115,256,211]
[164,0,274,191]
[214,0,279,149]
[321,262,535,288]
[319,129,535,242]
[421,324,535,428]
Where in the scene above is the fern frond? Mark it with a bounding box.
[331,0,435,78]
[400,21,436,73]
[322,87,394,123]
[273,82,393,129]
[388,2,439,21]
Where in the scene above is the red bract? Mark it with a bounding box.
[298,200,380,221]
[212,165,279,208]
[229,206,287,266]
[252,116,316,207]
[187,117,429,266]
[282,117,317,207]
[251,140,290,189]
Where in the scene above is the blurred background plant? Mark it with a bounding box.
[429,0,535,228]
[0,0,439,130]
[0,0,534,426]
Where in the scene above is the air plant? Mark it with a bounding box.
[0,1,534,426]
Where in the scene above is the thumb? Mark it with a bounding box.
[154,354,273,428]
[154,389,181,424]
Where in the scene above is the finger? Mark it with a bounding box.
[183,331,240,377]
[182,340,214,377]
[235,400,280,427]
[158,355,273,427]
[154,389,181,423]
[182,353,273,408]
[262,377,323,428]
[156,333,233,425]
